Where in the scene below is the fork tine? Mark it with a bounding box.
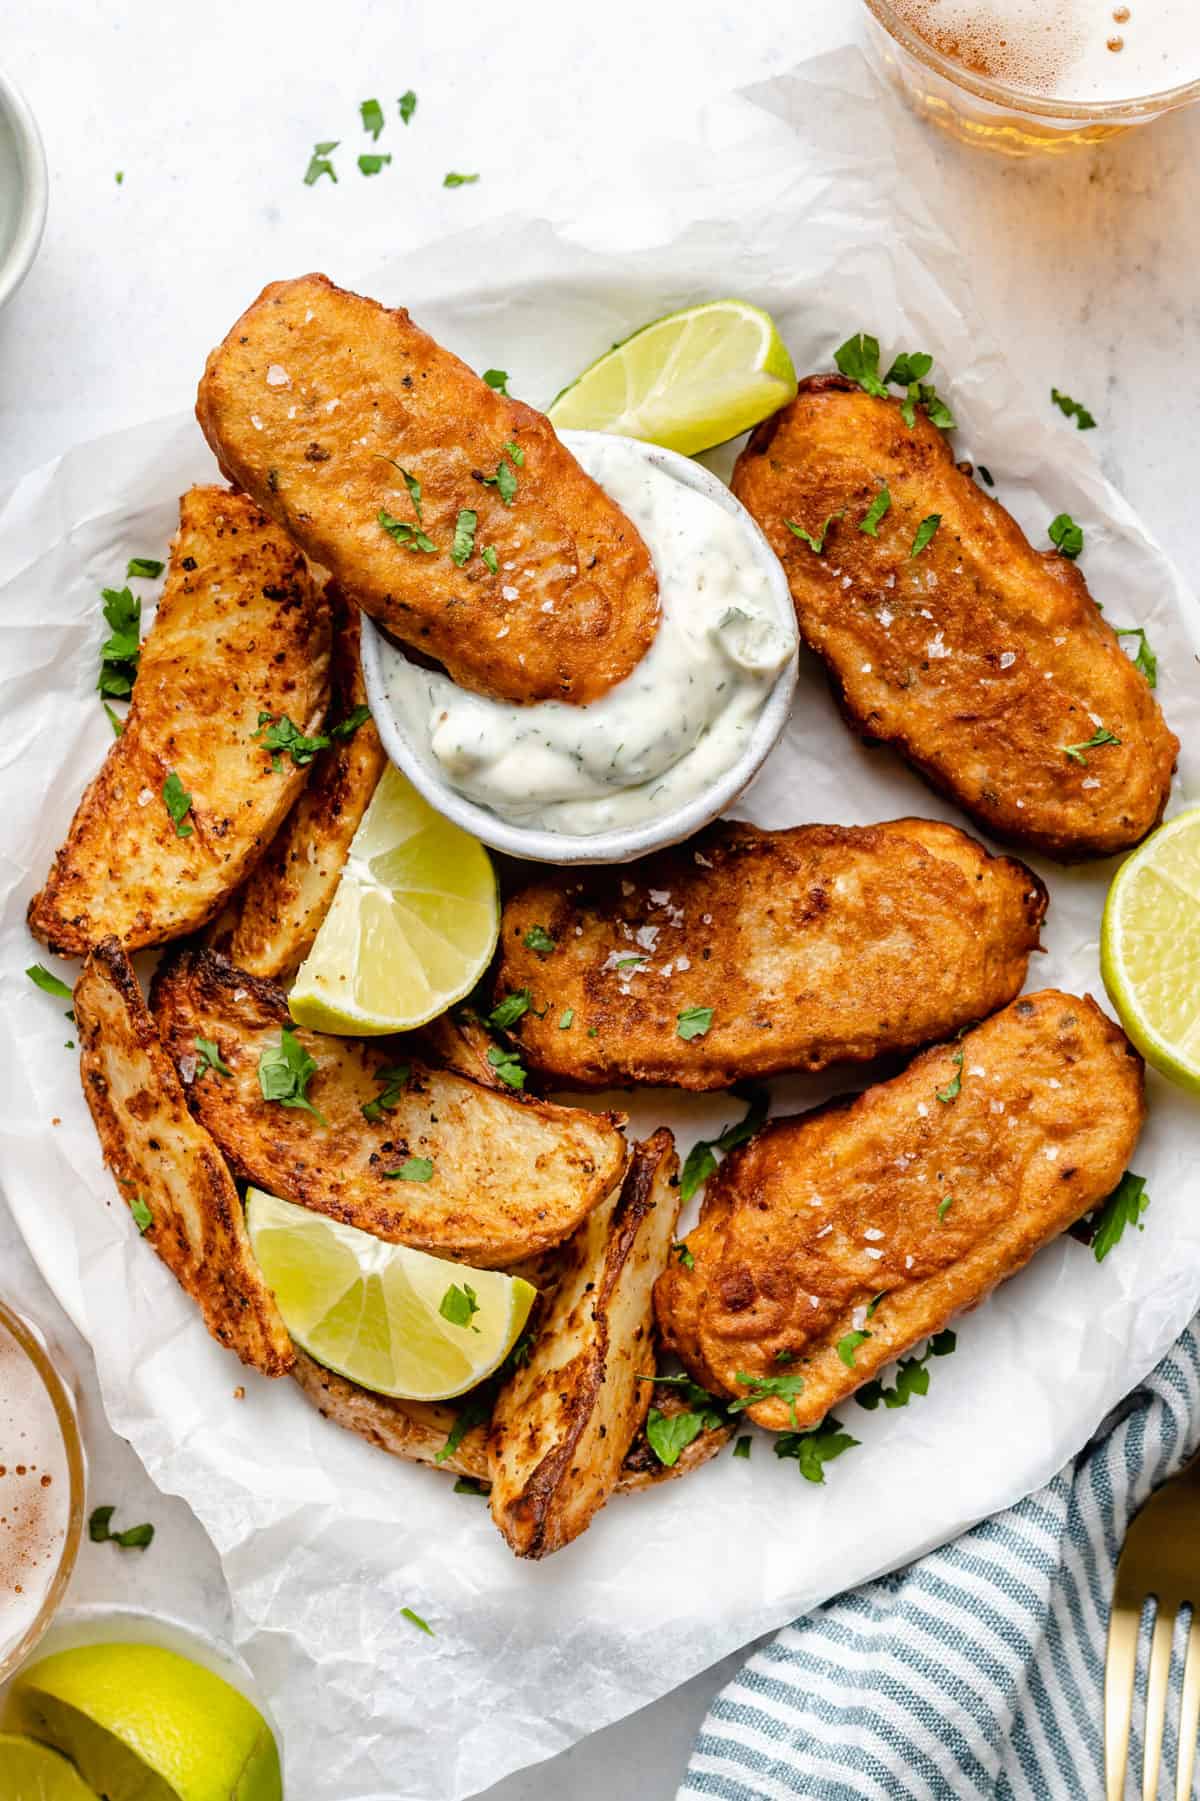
[1175,1612,1200,1801]
[1106,1590,1141,1801]
[1142,1602,1175,1801]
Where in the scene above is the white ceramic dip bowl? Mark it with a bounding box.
[0,65,47,313]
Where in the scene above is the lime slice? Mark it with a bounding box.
[1101,805,1200,1093]
[289,764,499,1036]
[245,1189,536,1399]
[547,298,797,456]
[8,1645,280,1801]
[0,1734,99,1799]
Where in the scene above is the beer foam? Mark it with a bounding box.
[0,1322,71,1663]
[890,0,1200,103]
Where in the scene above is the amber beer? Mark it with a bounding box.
[862,0,1200,152]
[0,1301,84,1679]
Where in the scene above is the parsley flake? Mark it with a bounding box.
[443,171,479,188]
[481,545,499,574]
[126,556,164,579]
[1049,513,1084,559]
[379,508,437,554]
[489,990,532,1031]
[330,704,373,740]
[482,369,510,395]
[785,511,842,555]
[936,1046,964,1104]
[1062,725,1121,765]
[646,1408,707,1467]
[435,1393,491,1464]
[103,702,124,737]
[440,1282,481,1331]
[304,142,339,186]
[834,333,889,398]
[938,1194,954,1221]
[859,486,891,537]
[1051,388,1096,430]
[89,1505,155,1549]
[452,508,478,568]
[522,924,555,956]
[837,1329,870,1368]
[26,964,73,1001]
[361,1063,410,1123]
[401,1607,433,1635]
[194,1035,231,1079]
[504,439,525,466]
[98,585,141,699]
[978,466,995,487]
[129,1196,153,1235]
[358,153,392,176]
[856,1330,956,1412]
[481,457,518,505]
[910,514,942,558]
[254,712,330,768]
[360,98,385,141]
[775,1416,860,1484]
[486,1044,527,1090]
[398,91,417,125]
[454,1476,489,1496]
[558,1007,574,1030]
[162,771,194,838]
[733,1435,752,1459]
[671,1241,695,1270]
[676,1005,714,1042]
[257,1028,326,1125]
[729,1369,806,1428]
[385,1157,434,1182]
[680,1086,768,1203]
[1090,1171,1150,1262]
[1114,627,1157,688]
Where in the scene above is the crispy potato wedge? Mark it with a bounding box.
[487,1129,680,1558]
[74,938,293,1377]
[150,948,628,1266]
[223,594,385,981]
[29,487,331,957]
[290,1349,489,1479]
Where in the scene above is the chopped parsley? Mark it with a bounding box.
[1062,725,1120,765]
[1049,513,1084,559]
[646,1408,706,1467]
[504,439,525,466]
[481,545,499,575]
[785,511,842,555]
[452,508,478,568]
[1089,1171,1150,1263]
[883,350,932,387]
[379,507,436,554]
[443,172,479,188]
[98,585,141,699]
[439,1282,481,1331]
[129,1196,153,1235]
[523,924,556,956]
[856,1329,956,1411]
[910,514,942,558]
[162,771,194,838]
[671,1242,695,1270]
[454,1476,488,1496]
[398,91,418,125]
[435,1393,491,1464]
[486,1044,526,1090]
[680,1086,769,1202]
[775,1416,859,1484]
[837,1329,870,1368]
[115,170,124,185]
[385,1157,434,1182]
[482,369,510,395]
[729,1369,806,1428]
[1114,627,1157,688]
[103,702,124,737]
[558,1008,574,1030]
[89,1505,155,1549]
[676,1005,714,1043]
[859,486,891,537]
[481,456,518,506]
[360,98,385,140]
[126,556,164,579]
[937,1194,954,1221]
[835,334,955,428]
[489,989,532,1031]
[257,1028,326,1125]
[834,333,889,398]
[1051,388,1096,430]
[358,153,392,176]
[26,964,73,1001]
[401,1607,433,1635]
[615,955,647,971]
[304,141,339,186]
[330,704,373,740]
[361,1063,411,1123]
[978,466,995,487]
[936,1046,964,1104]
[255,712,331,769]
[194,1035,231,1079]
[733,1435,752,1459]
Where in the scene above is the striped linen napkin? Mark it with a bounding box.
[681,1327,1200,1801]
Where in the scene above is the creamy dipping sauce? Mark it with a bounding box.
[380,435,796,836]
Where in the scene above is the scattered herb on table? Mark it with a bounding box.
[454,1476,488,1496]
[401,1607,433,1634]
[856,1329,957,1411]
[1049,513,1084,559]
[482,369,509,395]
[304,141,339,186]
[1088,1171,1150,1262]
[359,153,392,176]
[89,1505,155,1549]
[775,1416,859,1484]
[398,91,418,125]
[1114,627,1157,688]
[680,1086,769,1202]
[977,465,995,487]
[834,332,889,398]
[834,334,955,428]
[98,585,141,698]
[103,702,124,737]
[257,1028,326,1124]
[1051,388,1096,430]
[733,1435,752,1459]
[126,556,164,579]
[26,964,73,1001]
[162,771,194,839]
[360,98,385,140]
[443,172,479,188]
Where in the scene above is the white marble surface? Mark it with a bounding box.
[2,3,1199,1797]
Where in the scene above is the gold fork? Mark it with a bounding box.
[1105,1450,1200,1800]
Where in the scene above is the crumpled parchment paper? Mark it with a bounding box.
[1,47,1198,1801]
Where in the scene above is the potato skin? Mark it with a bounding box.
[495,817,1046,1090]
[657,990,1145,1430]
[732,377,1178,860]
[196,273,660,706]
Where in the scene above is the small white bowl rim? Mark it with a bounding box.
[0,63,48,312]
[360,430,798,865]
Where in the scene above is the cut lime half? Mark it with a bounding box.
[0,1734,99,1799]
[245,1188,536,1400]
[547,298,797,455]
[1101,806,1200,1093]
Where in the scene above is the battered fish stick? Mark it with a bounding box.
[731,377,1177,860]
[656,990,1145,1431]
[196,273,659,706]
[495,818,1047,1091]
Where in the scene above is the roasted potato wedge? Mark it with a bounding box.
[223,594,385,981]
[488,1129,680,1558]
[29,487,331,956]
[290,1350,489,1479]
[74,938,293,1377]
[150,948,628,1266]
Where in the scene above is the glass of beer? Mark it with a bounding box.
[0,1299,86,1682]
[861,0,1200,153]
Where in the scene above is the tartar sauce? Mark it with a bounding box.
[380,434,796,835]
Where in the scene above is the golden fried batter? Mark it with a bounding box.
[495,818,1046,1090]
[150,948,628,1267]
[731,378,1178,859]
[223,595,386,980]
[196,274,659,705]
[29,486,330,956]
[656,990,1144,1430]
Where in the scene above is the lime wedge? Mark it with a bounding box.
[8,1645,280,1801]
[0,1735,98,1799]
[1101,806,1200,1093]
[245,1189,536,1399]
[289,764,499,1036]
[547,298,797,455]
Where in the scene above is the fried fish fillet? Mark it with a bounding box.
[150,948,627,1266]
[656,990,1144,1431]
[29,486,331,956]
[495,818,1047,1090]
[196,273,660,706]
[222,595,386,980]
[74,938,294,1376]
[488,1129,680,1557]
[731,377,1178,859]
